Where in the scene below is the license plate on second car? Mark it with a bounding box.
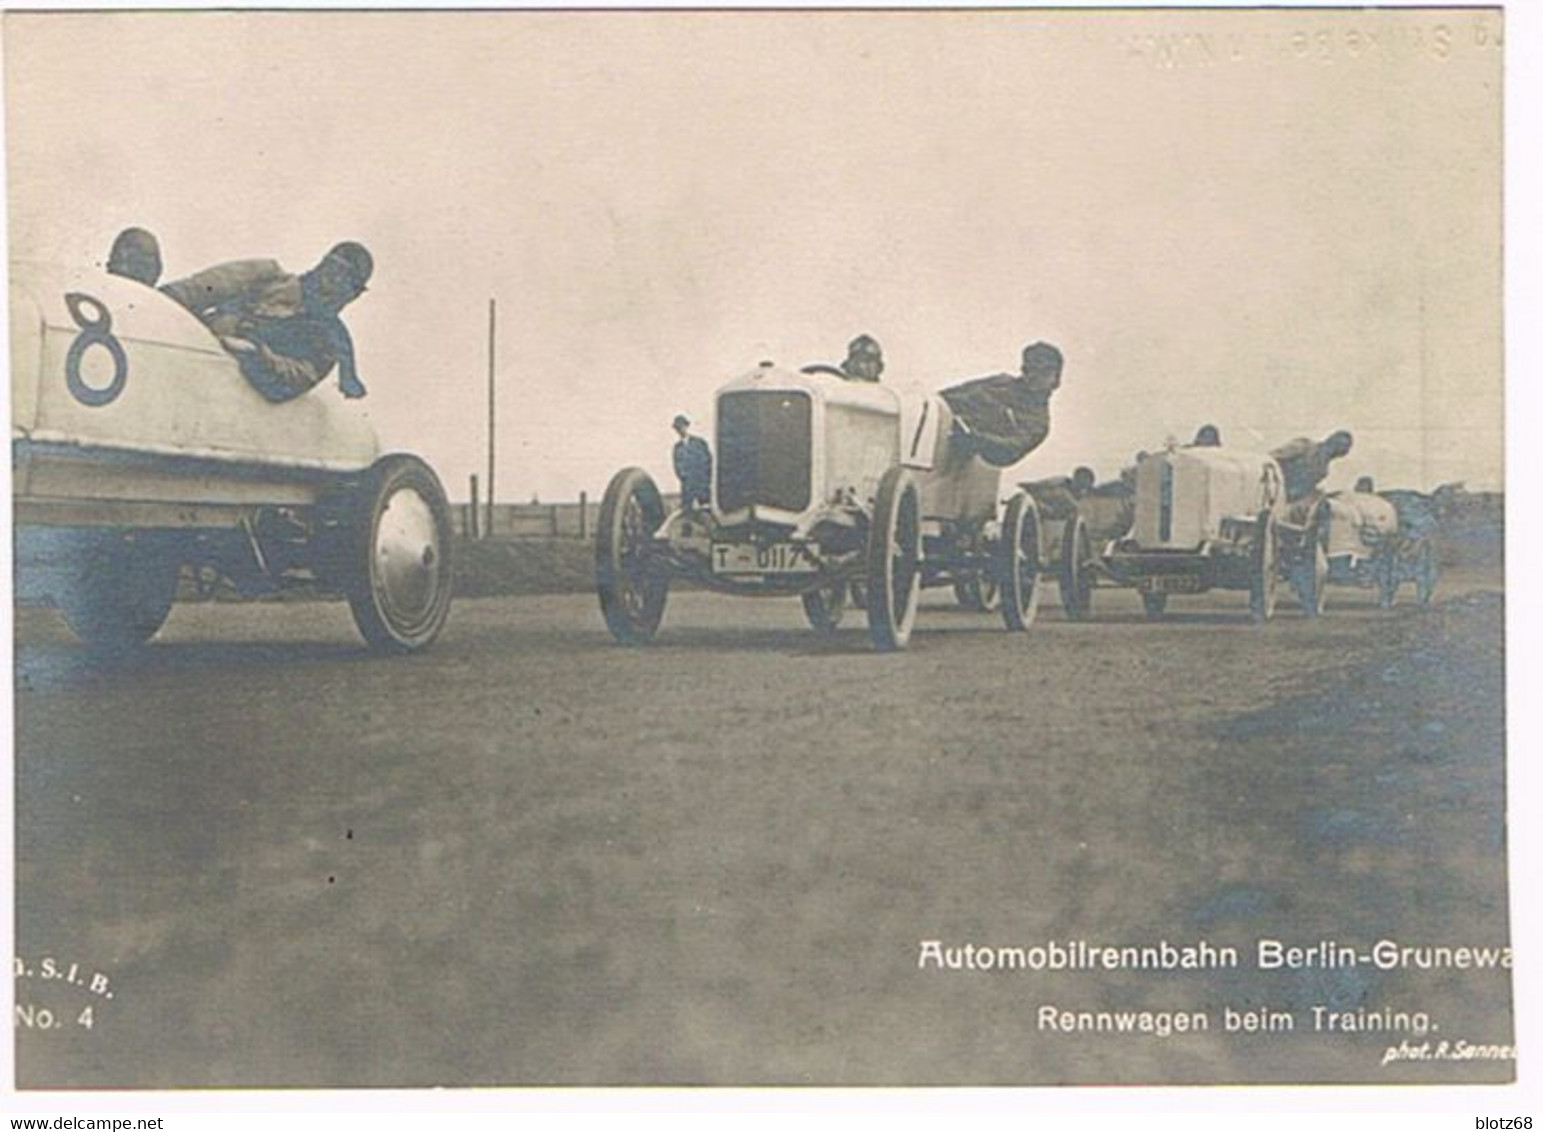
[711,542,816,574]
[1139,574,1205,594]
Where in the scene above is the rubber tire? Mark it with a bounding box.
[342,455,455,653]
[57,531,179,650]
[1292,511,1329,618]
[952,573,1000,612]
[1141,592,1168,621]
[802,582,847,633]
[998,491,1041,632]
[597,467,669,646]
[865,466,922,652]
[1249,509,1279,624]
[1059,515,1093,621]
[1377,552,1399,610]
[1415,540,1438,606]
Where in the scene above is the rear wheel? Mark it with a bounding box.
[340,455,455,653]
[865,466,922,651]
[1291,508,1329,618]
[1377,551,1400,609]
[1059,515,1093,621]
[1141,591,1168,621]
[952,573,1000,612]
[597,467,669,645]
[57,531,180,649]
[801,581,847,633]
[1415,539,1438,605]
[998,491,1041,632]
[1249,509,1279,623]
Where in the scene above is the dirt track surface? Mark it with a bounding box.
[13,569,1510,1087]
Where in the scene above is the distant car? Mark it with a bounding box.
[595,361,1047,651]
[1093,444,1314,622]
[1322,487,1445,607]
[1021,479,1134,621]
[10,259,454,651]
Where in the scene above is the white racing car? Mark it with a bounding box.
[11,259,454,651]
[1321,485,1445,607]
[1092,443,1318,621]
[595,361,1048,651]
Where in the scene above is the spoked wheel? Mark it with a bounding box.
[57,530,180,650]
[952,572,1000,612]
[341,455,455,653]
[1415,539,1438,606]
[1249,509,1279,624]
[1377,551,1400,609]
[597,467,669,645]
[997,491,1042,632]
[865,466,922,651]
[1141,591,1168,621]
[1059,515,1093,621]
[1290,508,1329,618]
[801,580,848,634]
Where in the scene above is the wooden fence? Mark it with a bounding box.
[457,492,684,540]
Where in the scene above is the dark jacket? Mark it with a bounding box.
[1271,437,1344,503]
[940,372,1053,468]
[162,259,363,402]
[673,435,713,506]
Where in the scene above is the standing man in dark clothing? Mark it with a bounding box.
[161,241,373,403]
[106,227,163,286]
[672,414,713,511]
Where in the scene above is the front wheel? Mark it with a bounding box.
[998,491,1041,632]
[340,455,455,653]
[865,466,922,651]
[597,467,669,645]
[1059,515,1093,621]
[57,531,180,649]
[1249,509,1279,624]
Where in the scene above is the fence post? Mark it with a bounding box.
[579,491,588,539]
[469,475,480,540]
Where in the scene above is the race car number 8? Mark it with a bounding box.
[64,292,129,407]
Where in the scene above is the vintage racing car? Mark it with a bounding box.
[595,360,1047,651]
[1090,443,1318,622]
[1321,486,1443,607]
[11,259,455,651]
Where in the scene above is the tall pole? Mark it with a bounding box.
[486,298,496,538]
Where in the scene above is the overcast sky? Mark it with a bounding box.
[4,8,1504,500]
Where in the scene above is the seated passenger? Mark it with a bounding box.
[107,227,163,286]
[1191,424,1221,447]
[1354,476,1375,494]
[161,242,373,403]
[940,341,1064,467]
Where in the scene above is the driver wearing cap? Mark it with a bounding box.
[162,241,374,403]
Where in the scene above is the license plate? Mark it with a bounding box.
[1139,574,1204,594]
[711,542,816,574]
